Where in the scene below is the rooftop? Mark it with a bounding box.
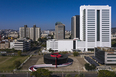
[55,22,63,25]
[97,47,115,52]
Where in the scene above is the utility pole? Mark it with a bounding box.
[62,72,64,77]
[27,72,28,77]
[55,57,57,68]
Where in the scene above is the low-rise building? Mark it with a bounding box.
[111,33,116,39]
[10,38,31,51]
[41,34,48,38]
[46,38,110,52]
[8,31,19,38]
[95,47,116,64]
[0,41,10,49]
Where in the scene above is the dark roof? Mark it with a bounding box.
[55,22,62,25]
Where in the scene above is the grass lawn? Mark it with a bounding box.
[0,56,28,71]
[0,57,8,62]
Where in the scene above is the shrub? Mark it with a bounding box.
[73,51,79,56]
[1,74,6,77]
[75,73,85,77]
[13,60,21,69]
[17,51,22,56]
[31,68,52,77]
[98,70,116,77]
[84,63,96,71]
[59,51,69,54]
[65,74,72,77]
[49,48,54,53]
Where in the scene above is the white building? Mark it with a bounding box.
[80,5,111,51]
[10,38,31,51]
[47,5,111,52]
[47,39,73,52]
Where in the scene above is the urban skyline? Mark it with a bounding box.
[0,0,116,30]
[0,2,116,76]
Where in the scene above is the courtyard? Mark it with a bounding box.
[26,55,87,72]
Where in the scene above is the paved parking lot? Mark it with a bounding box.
[36,55,86,72]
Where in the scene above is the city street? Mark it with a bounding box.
[0,72,98,77]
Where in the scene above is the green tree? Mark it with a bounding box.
[1,74,6,77]
[49,48,54,53]
[41,43,46,47]
[65,74,72,77]
[13,60,21,69]
[17,51,22,56]
[84,63,96,70]
[84,63,90,70]
[91,64,96,70]
[38,38,42,42]
[31,68,52,77]
[12,48,15,52]
[73,51,79,56]
[98,70,116,77]
[75,73,85,77]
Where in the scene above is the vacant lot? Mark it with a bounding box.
[0,56,28,71]
[21,55,43,70]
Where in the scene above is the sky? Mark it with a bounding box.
[0,0,116,30]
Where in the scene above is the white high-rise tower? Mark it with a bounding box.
[80,5,111,51]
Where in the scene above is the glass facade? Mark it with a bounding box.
[73,41,76,49]
[97,10,100,41]
[83,9,86,41]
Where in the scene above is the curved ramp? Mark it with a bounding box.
[29,62,73,72]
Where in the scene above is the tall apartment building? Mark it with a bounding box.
[71,15,80,39]
[19,25,41,41]
[19,25,30,38]
[30,25,41,41]
[80,5,111,51]
[55,22,65,40]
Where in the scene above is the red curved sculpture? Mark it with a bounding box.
[50,53,62,58]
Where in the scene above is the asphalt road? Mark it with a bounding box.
[0,72,98,77]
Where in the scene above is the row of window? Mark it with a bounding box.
[112,35,116,37]
[102,20,109,21]
[107,60,116,62]
[102,19,109,21]
[88,27,95,28]
[102,25,109,26]
[102,23,109,24]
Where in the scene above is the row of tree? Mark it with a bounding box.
[84,63,96,71]
[31,68,85,77]
[31,68,116,77]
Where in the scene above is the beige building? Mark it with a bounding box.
[19,25,30,38]
[19,25,41,41]
[8,32,18,38]
[111,33,116,39]
[71,15,80,39]
[30,25,41,41]
[65,31,71,39]
[55,22,65,40]
[0,41,10,49]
